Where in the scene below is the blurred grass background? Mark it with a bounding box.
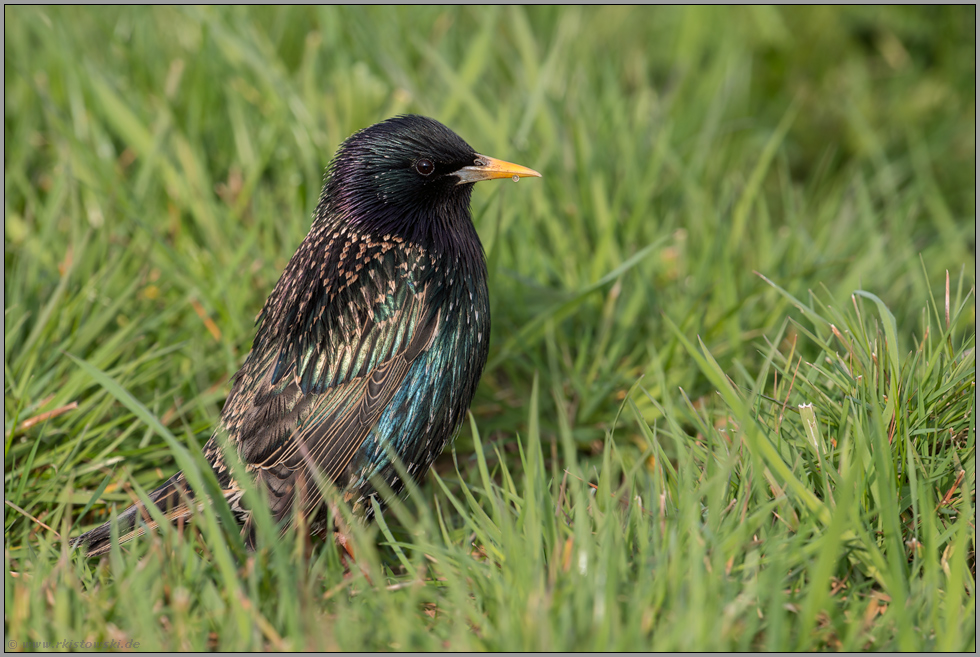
[4,5,975,651]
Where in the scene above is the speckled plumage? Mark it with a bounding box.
[71,115,539,556]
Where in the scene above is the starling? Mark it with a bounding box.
[71,115,540,556]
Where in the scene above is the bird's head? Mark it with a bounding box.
[321,115,539,250]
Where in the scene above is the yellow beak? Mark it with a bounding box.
[455,154,542,184]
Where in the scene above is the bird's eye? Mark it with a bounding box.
[414,158,435,176]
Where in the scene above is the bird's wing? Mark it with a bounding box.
[214,240,440,526]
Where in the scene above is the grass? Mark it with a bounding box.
[4,5,976,651]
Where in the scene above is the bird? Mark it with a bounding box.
[71,115,540,557]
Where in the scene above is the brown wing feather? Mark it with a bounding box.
[225,288,440,529]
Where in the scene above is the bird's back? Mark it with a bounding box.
[214,215,491,532]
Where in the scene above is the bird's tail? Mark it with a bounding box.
[69,471,198,557]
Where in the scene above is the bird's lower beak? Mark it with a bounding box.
[455,155,542,184]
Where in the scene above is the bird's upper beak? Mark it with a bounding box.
[455,154,542,184]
